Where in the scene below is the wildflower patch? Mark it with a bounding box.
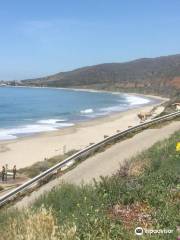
[176,142,180,151]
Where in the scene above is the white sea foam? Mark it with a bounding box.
[92,95,150,117]
[55,123,74,127]
[0,122,74,141]
[80,109,94,114]
[0,131,17,140]
[38,119,66,124]
[125,95,150,105]
[100,105,125,113]
[84,112,108,118]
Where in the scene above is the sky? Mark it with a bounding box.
[0,0,180,80]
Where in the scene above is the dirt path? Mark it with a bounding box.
[15,120,180,209]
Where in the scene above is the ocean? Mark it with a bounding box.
[0,87,155,141]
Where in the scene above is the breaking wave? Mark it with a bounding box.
[0,121,74,141]
[125,95,150,105]
[80,109,94,114]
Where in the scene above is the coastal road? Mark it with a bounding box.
[15,120,180,209]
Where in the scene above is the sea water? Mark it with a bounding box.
[0,87,154,140]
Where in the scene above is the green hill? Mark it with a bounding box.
[21,54,180,96]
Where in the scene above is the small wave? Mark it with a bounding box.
[85,112,108,118]
[125,95,150,105]
[38,119,66,124]
[80,109,94,114]
[57,123,74,127]
[0,125,56,137]
[100,105,125,113]
[0,132,17,141]
[0,122,74,141]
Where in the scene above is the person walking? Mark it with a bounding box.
[1,166,5,182]
[13,165,17,180]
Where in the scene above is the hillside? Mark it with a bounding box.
[1,130,180,239]
[21,54,180,96]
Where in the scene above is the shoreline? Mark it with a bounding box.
[0,93,164,144]
[3,84,169,100]
[0,87,167,143]
[0,93,167,169]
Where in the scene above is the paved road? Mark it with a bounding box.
[16,121,180,209]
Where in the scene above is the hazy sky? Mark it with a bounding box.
[0,0,180,80]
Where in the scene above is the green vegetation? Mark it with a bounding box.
[0,131,179,239]
[154,92,180,119]
[18,150,78,178]
[161,92,180,115]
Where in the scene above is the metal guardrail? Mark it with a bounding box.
[0,111,180,208]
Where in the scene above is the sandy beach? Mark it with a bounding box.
[0,94,167,169]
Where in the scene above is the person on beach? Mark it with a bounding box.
[1,166,5,182]
[5,164,8,182]
[13,165,17,180]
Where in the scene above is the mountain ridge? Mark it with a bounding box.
[19,54,180,96]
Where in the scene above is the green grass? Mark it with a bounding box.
[0,131,179,239]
